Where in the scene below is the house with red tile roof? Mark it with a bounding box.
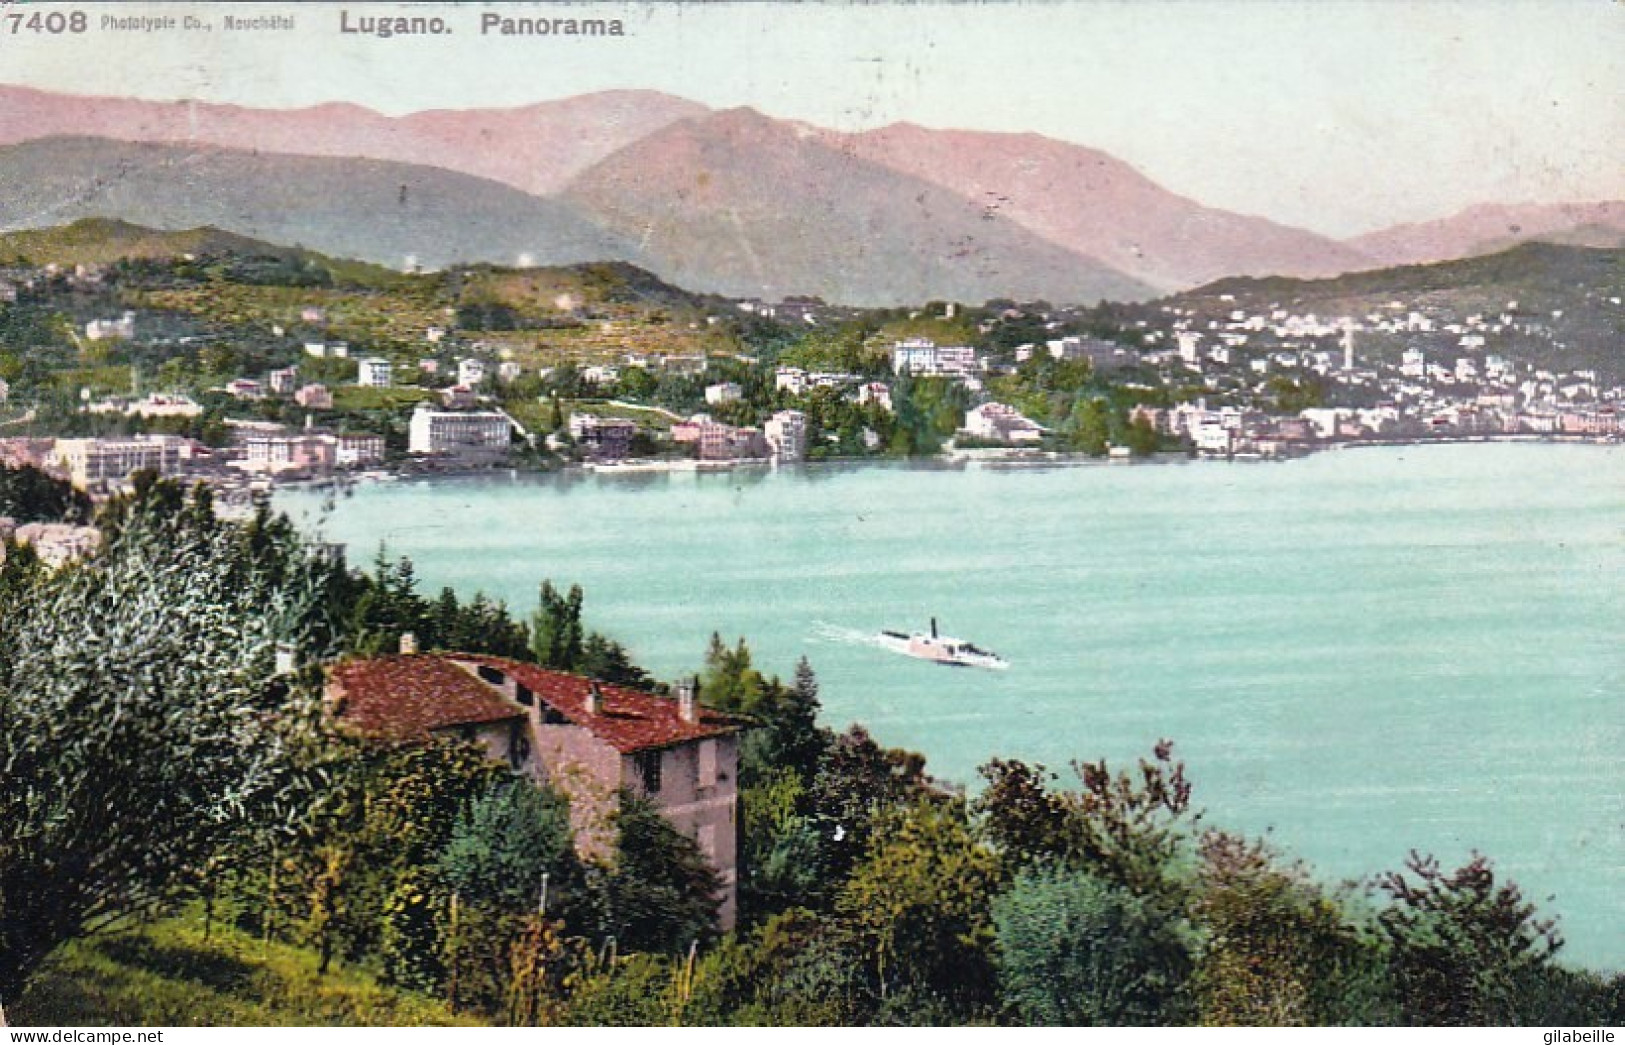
[325,645,748,928]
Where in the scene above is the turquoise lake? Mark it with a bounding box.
[280,442,1625,969]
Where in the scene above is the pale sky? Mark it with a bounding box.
[3,0,1621,236]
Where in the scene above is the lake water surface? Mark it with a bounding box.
[281,443,1625,969]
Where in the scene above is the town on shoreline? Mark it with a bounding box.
[1,233,1620,564]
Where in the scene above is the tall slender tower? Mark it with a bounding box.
[1342,328,1355,371]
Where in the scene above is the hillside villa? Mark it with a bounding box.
[325,646,749,928]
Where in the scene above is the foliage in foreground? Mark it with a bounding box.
[3,483,1623,1027]
[11,915,478,1027]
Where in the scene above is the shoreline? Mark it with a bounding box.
[253,431,1624,497]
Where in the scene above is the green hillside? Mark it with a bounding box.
[1182,242,1622,308]
[11,914,481,1027]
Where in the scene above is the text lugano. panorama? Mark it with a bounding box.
[337,11,626,38]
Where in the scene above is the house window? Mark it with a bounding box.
[636,750,663,794]
[698,739,718,789]
[508,720,531,770]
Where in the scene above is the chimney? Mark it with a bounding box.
[584,681,601,716]
[678,676,699,724]
[399,632,418,655]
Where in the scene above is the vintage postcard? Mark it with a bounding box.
[0,0,1620,1030]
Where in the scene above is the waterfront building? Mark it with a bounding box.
[334,433,386,468]
[961,402,1044,444]
[764,410,808,462]
[569,413,638,461]
[52,434,198,488]
[407,404,512,458]
[326,650,747,928]
[240,434,338,477]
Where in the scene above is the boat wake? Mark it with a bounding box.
[809,621,894,650]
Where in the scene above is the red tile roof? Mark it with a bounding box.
[327,653,747,754]
[459,655,747,754]
[328,654,525,742]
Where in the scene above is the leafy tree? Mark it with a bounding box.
[975,742,1197,899]
[1067,741,1197,898]
[992,867,1196,1026]
[564,951,681,1027]
[1189,832,1388,1026]
[803,725,933,885]
[1072,396,1112,455]
[974,758,1077,873]
[700,633,766,713]
[532,581,585,671]
[0,498,326,1000]
[436,780,580,918]
[836,800,1002,1017]
[379,867,446,992]
[594,794,723,956]
[0,464,92,524]
[1124,413,1163,456]
[1376,850,1561,1025]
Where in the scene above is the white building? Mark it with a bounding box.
[892,338,979,378]
[334,433,386,467]
[764,410,807,462]
[775,367,808,395]
[408,404,512,457]
[1401,348,1426,378]
[705,382,743,406]
[357,358,394,388]
[1176,332,1203,367]
[52,435,197,487]
[961,402,1044,444]
[85,312,136,341]
[856,382,893,412]
[304,341,350,359]
[457,358,487,387]
[268,367,300,395]
[86,393,204,419]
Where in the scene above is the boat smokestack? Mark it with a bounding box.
[930,617,938,638]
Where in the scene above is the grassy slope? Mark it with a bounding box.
[11,916,481,1027]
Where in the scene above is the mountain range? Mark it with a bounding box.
[0,85,1617,304]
